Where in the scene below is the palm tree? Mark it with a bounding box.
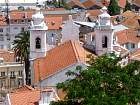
[12,30,30,85]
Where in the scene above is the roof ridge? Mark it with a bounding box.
[70,40,80,62]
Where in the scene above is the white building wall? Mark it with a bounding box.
[62,15,80,43]
[36,62,87,87]
[95,29,114,55]
[30,30,47,59]
[0,23,29,50]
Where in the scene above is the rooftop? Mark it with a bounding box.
[115,29,140,45]
[33,40,91,83]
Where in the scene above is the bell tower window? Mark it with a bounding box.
[36,37,41,49]
[102,36,108,48]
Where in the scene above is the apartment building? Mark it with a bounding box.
[0,10,35,50]
[0,50,25,101]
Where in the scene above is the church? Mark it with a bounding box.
[29,6,128,87]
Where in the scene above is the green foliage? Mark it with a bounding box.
[124,0,131,12]
[13,31,30,61]
[51,54,140,105]
[108,0,120,16]
[45,0,70,10]
[12,30,30,84]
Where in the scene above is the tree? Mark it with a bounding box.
[51,54,140,105]
[108,0,120,16]
[12,31,30,85]
[124,0,131,12]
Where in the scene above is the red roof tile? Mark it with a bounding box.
[9,87,59,105]
[11,85,34,92]
[0,50,15,62]
[121,10,136,18]
[130,48,140,61]
[82,0,96,8]
[122,15,140,29]
[0,16,7,26]
[118,0,126,8]
[10,11,35,20]
[45,16,62,30]
[132,0,140,6]
[67,0,85,8]
[115,29,140,45]
[33,40,90,83]
[113,45,128,55]
[87,9,102,17]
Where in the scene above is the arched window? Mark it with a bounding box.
[36,37,41,49]
[102,36,108,48]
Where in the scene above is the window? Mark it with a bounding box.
[1,72,5,76]
[21,20,25,23]
[0,34,4,41]
[10,71,15,77]
[18,71,22,76]
[0,28,3,32]
[7,34,10,41]
[131,43,135,48]
[36,37,41,49]
[14,27,18,30]
[0,45,3,49]
[28,20,31,22]
[14,20,17,23]
[6,28,10,32]
[21,27,25,32]
[102,36,108,48]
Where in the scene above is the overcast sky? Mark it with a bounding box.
[0,0,48,3]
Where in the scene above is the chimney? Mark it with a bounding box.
[39,88,57,105]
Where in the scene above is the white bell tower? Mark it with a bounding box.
[30,11,48,59]
[95,6,114,55]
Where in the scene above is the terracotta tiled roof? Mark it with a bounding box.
[0,16,7,26]
[118,0,126,8]
[10,11,35,20]
[115,29,140,45]
[101,0,110,6]
[0,50,15,62]
[45,16,62,30]
[121,10,136,18]
[67,0,85,8]
[45,8,65,11]
[82,0,96,8]
[33,40,90,83]
[132,0,140,6]
[11,85,34,92]
[129,48,140,61]
[113,45,128,55]
[9,86,59,105]
[87,9,102,17]
[122,15,140,29]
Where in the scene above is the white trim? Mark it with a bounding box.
[7,94,11,105]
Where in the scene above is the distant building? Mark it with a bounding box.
[0,50,25,101]
[5,85,60,105]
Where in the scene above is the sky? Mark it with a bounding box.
[0,0,47,3]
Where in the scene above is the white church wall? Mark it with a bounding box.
[36,62,87,87]
[46,30,62,45]
[62,15,80,43]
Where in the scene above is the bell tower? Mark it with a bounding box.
[30,11,48,59]
[95,6,114,55]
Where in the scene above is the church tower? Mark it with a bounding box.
[30,11,48,59]
[95,6,114,55]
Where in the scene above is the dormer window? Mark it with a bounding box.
[36,37,41,49]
